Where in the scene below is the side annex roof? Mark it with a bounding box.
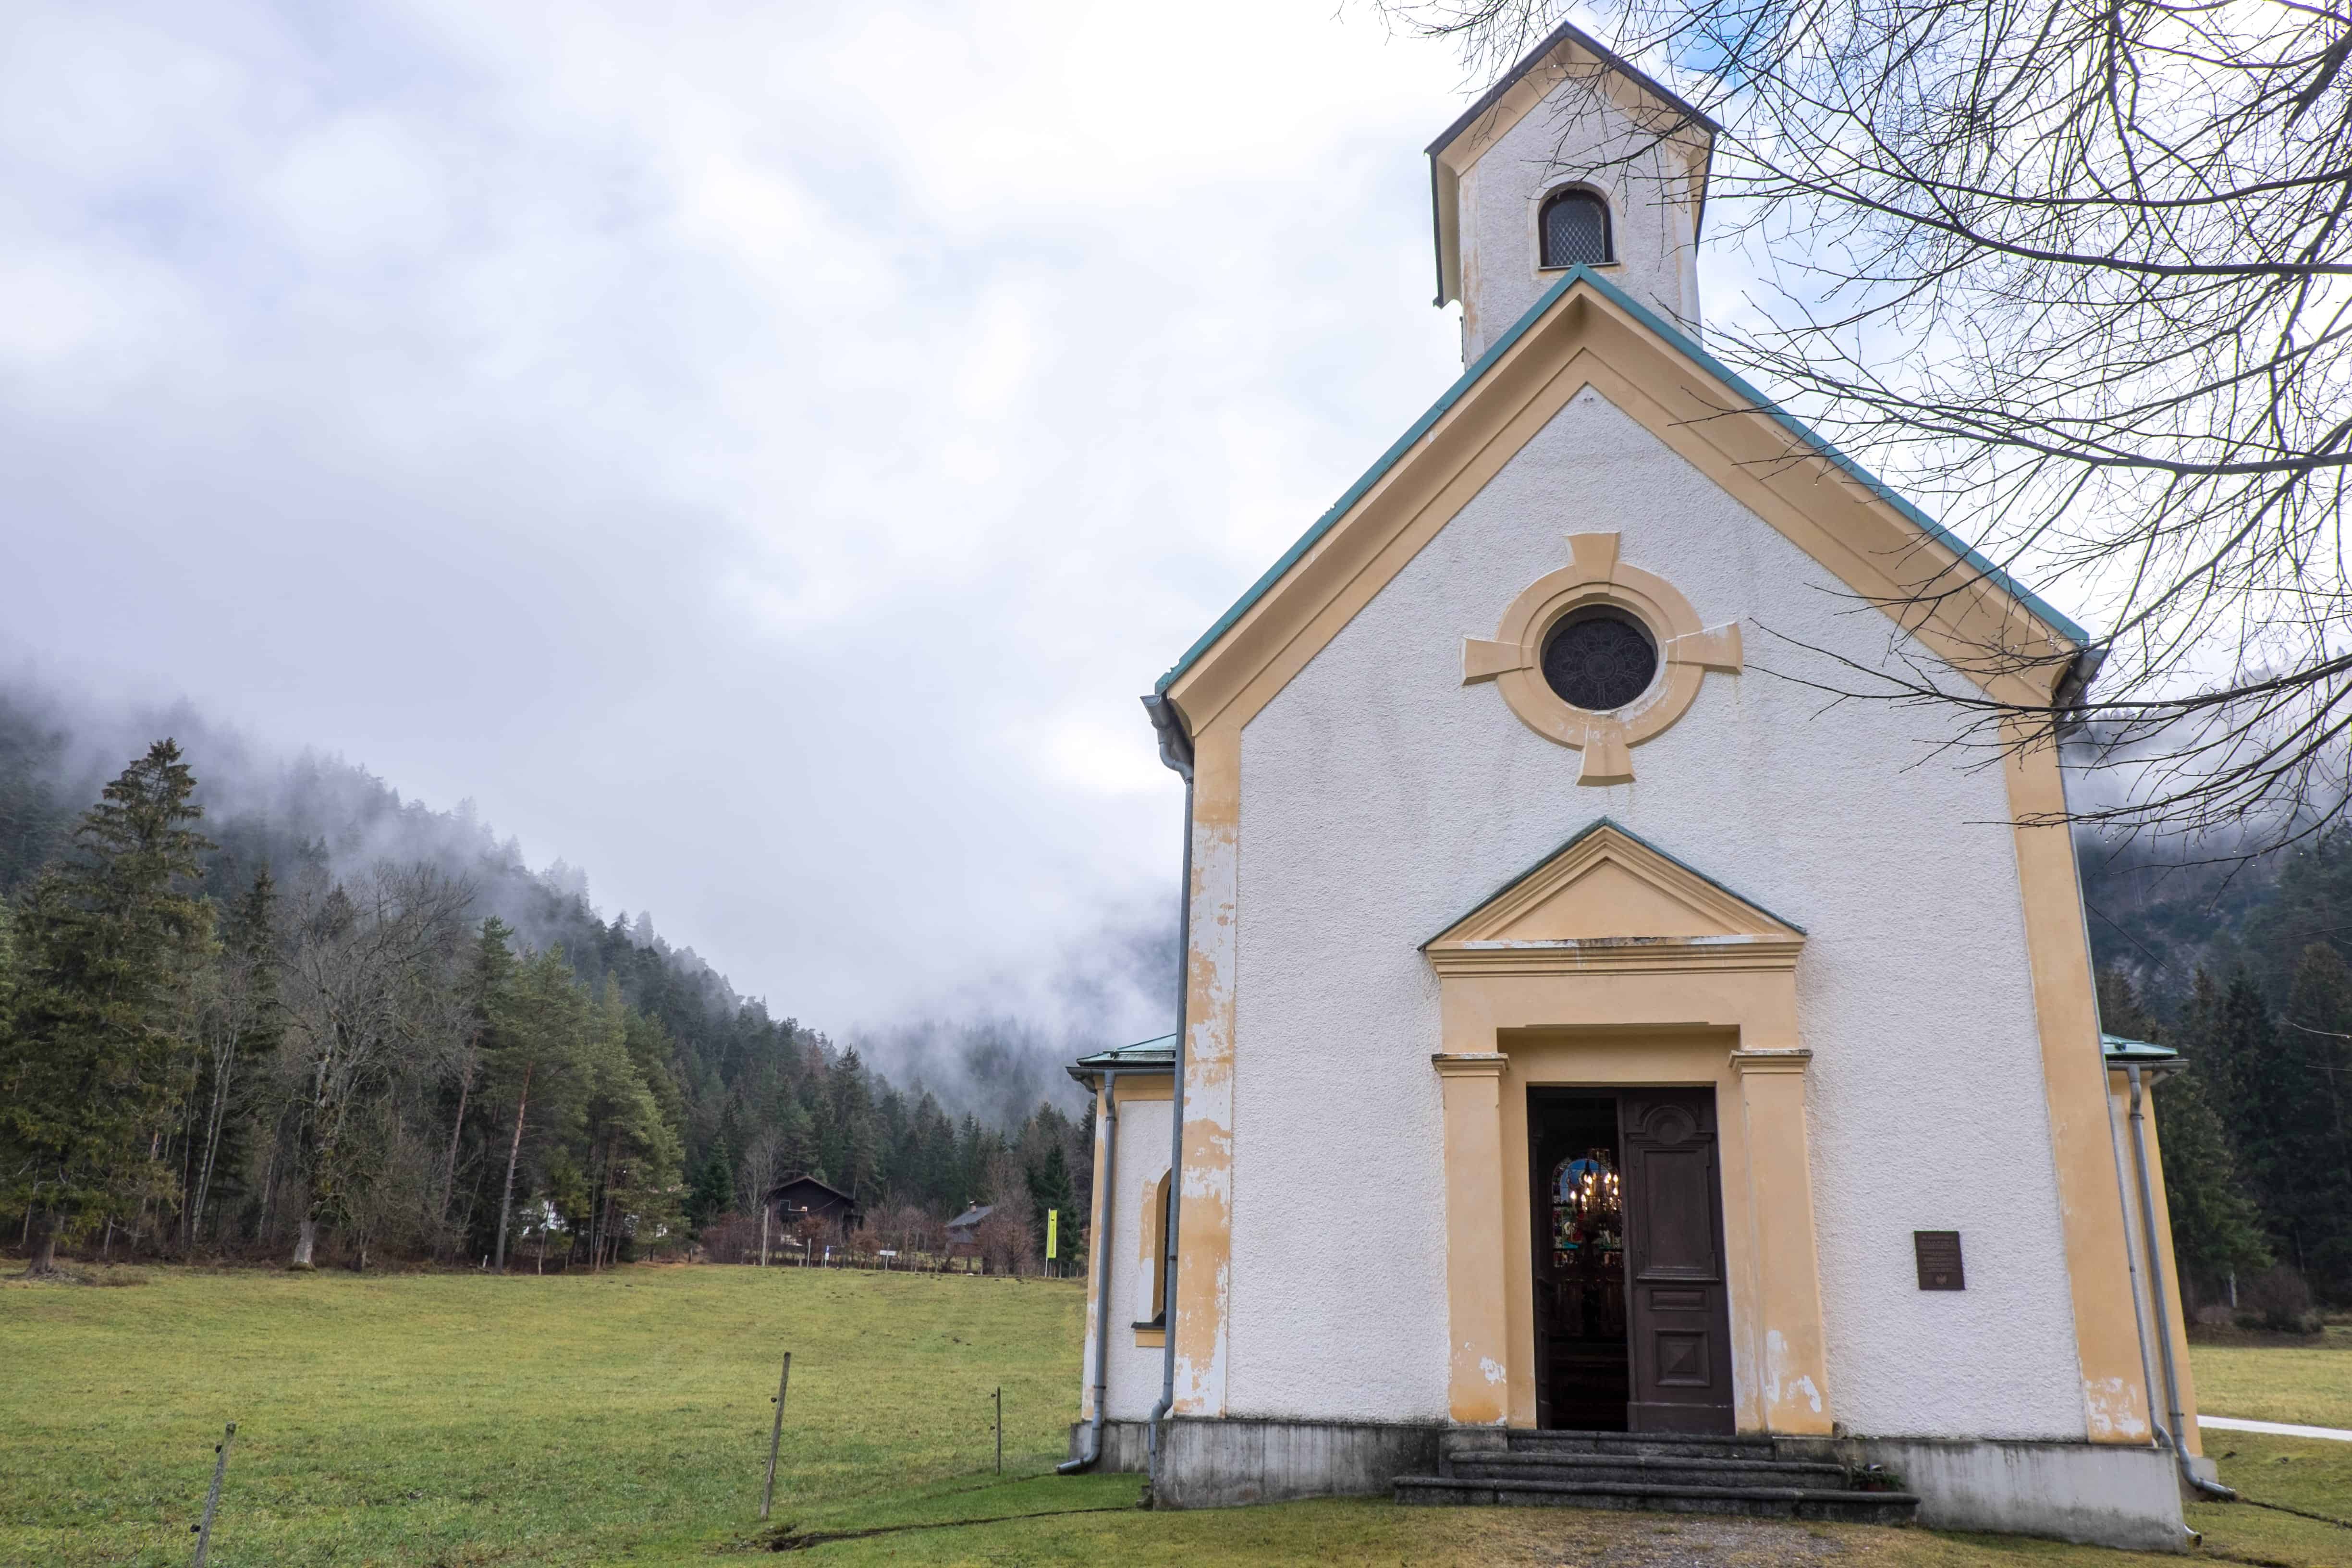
[1154,266,2090,724]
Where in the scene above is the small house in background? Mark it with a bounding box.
[766,1174,859,1233]
[944,1204,993,1265]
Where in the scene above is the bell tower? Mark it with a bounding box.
[1426,22,1715,363]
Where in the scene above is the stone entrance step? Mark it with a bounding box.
[1393,1430,1919,1525]
[1447,1450,1854,1490]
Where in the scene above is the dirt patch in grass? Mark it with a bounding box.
[2,1263,150,1287]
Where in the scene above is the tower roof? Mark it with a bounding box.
[1424,20,1717,308]
[1424,18,1718,162]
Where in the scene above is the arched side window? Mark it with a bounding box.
[1142,1170,1172,1326]
[1539,187,1612,269]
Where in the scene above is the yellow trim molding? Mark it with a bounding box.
[1161,279,2074,745]
[2006,723,2156,1443]
[1434,1052,1512,1423]
[1171,723,1240,1418]
[1427,826,1830,1435]
[1463,531,1741,783]
[2107,1070,2202,1455]
[1426,820,1804,977]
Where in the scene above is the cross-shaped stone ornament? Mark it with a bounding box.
[1462,533,1742,785]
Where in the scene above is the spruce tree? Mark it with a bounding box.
[188,868,279,1249]
[2276,945,2352,1289]
[485,947,590,1271]
[687,1139,734,1229]
[776,1100,818,1178]
[0,741,213,1274]
[2107,966,2272,1294]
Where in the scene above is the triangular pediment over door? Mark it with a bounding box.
[1422,820,1803,976]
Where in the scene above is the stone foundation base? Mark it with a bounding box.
[1066,1418,2190,1551]
[1067,1416,1447,1507]
[1783,1434,2187,1552]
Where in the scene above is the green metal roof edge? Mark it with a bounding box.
[2102,1033,2180,1063]
[1071,1032,1177,1072]
[1153,268,2089,698]
[1420,815,1808,950]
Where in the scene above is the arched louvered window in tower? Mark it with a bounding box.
[1539,188,1612,269]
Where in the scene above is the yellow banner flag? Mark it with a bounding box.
[1046,1209,1058,1260]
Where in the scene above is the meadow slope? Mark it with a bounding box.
[1,1265,2345,1567]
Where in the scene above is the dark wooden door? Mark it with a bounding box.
[1618,1089,1735,1434]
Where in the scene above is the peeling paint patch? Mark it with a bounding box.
[2083,1376,2151,1442]
[1481,1357,1507,1385]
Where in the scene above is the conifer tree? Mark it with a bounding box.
[776,1099,818,1178]
[0,741,213,1274]
[487,947,589,1271]
[2276,946,2352,1288]
[686,1136,734,1229]
[188,868,279,1248]
[2103,970,2272,1289]
[438,916,515,1244]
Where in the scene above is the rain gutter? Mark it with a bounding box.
[1056,1066,1123,1476]
[2126,1063,2237,1503]
[1140,693,1194,1505]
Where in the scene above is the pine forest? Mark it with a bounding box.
[0,694,1091,1278]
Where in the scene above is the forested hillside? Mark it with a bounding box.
[0,686,1093,1273]
[2083,833,2352,1313]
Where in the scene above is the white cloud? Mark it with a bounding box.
[0,0,1471,1038]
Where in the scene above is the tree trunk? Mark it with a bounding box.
[439,1062,473,1244]
[24,1210,60,1276]
[492,1063,534,1274]
[192,1037,238,1251]
[587,1135,605,1272]
[291,1218,318,1269]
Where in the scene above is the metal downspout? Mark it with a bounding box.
[1141,693,1194,1506]
[1056,1069,1121,1475]
[2127,1064,2237,1501]
[2056,702,2203,1516]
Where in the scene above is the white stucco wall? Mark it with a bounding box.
[1225,385,2088,1440]
[1456,72,1702,361]
[1083,1092,1174,1423]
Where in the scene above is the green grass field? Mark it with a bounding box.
[2191,1320,2352,1429]
[0,1264,2344,1567]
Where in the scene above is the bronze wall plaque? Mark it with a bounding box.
[1914,1230,1965,1290]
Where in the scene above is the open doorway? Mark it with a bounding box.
[1529,1086,1735,1433]
[1530,1091,1628,1430]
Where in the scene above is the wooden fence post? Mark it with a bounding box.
[760,1352,792,1519]
[191,1422,234,1568]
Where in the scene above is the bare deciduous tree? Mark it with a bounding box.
[273,864,471,1268]
[736,1128,785,1266]
[1386,0,2352,845]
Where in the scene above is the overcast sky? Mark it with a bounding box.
[0,1,1536,1041]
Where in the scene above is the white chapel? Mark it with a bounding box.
[1062,21,2211,1551]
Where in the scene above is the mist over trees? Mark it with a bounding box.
[0,686,1120,1274]
[2087,836,2352,1311]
